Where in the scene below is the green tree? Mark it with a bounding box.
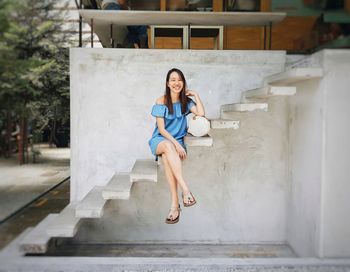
[0,0,71,163]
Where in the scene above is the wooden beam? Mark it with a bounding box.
[260,0,272,12]
[345,0,350,13]
[213,0,223,12]
[160,0,166,11]
[260,27,265,49]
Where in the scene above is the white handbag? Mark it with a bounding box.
[188,115,210,137]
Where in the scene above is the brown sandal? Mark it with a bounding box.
[165,204,181,224]
[182,191,196,207]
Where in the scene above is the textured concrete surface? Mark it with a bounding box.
[45,242,296,258]
[69,48,288,245]
[70,49,286,202]
[69,48,350,258]
[102,174,132,200]
[46,203,81,237]
[264,67,323,86]
[221,102,268,113]
[130,159,158,182]
[287,50,350,258]
[244,86,296,98]
[210,119,240,129]
[1,231,350,272]
[1,263,350,272]
[19,214,58,254]
[75,187,107,218]
[71,96,288,244]
[1,254,350,272]
[321,50,350,257]
[184,134,213,146]
[79,10,286,26]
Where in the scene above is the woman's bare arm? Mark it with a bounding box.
[186,90,205,116]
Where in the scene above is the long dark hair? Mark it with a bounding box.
[164,68,188,115]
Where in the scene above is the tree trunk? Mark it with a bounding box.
[49,106,57,147]
[18,118,24,164]
[24,118,28,163]
[5,111,12,158]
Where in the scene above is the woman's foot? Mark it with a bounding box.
[182,191,196,207]
[165,204,181,224]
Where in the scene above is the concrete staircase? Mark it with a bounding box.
[102,173,132,200]
[129,159,158,182]
[46,203,81,237]
[210,119,240,129]
[19,214,58,254]
[15,66,324,258]
[263,67,323,86]
[221,67,323,119]
[15,158,158,255]
[243,86,296,99]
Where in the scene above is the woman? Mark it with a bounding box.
[148,68,205,224]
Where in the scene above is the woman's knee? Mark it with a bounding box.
[163,141,176,154]
[156,141,175,155]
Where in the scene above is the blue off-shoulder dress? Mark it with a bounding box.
[148,99,196,160]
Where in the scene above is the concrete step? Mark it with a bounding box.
[210,119,240,129]
[2,255,350,271]
[46,203,81,237]
[102,173,133,200]
[243,85,296,99]
[75,186,107,218]
[19,214,58,254]
[185,134,213,147]
[0,228,33,258]
[46,242,296,258]
[130,159,158,183]
[264,67,323,86]
[221,103,268,113]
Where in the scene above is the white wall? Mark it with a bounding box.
[287,49,350,257]
[287,67,324,257]
[321,50,350,257]
[70,48,350,254]
[72,95,289,244]
[70,48,286,202]
[70,48,289,243]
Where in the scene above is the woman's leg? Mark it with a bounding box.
[156,141,194,202]
[162,154,179,220]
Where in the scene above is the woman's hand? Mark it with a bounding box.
[185,90,197,97]
[185,89,205,117]
[174,142,187,160]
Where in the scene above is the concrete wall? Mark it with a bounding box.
[321,50,350,257]
[70,48,286,201]
[287,63,324,257]
[73,97,289,244]
[287,50,350,257]
[70,48,289,243]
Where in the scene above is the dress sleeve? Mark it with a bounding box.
[186,99,196,115]
[151,104,166,117]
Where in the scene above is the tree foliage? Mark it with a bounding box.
[0,0,71,151]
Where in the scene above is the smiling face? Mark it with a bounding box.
[167,71,184,94]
